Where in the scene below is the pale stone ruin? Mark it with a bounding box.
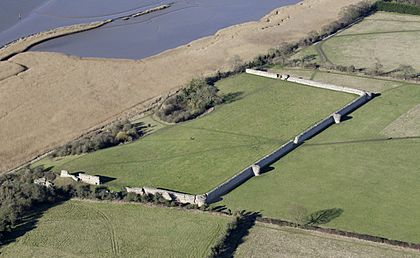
[126,186,207,207]
[78,173,101,185]
[60,170,101,185]
[34,177,54,188]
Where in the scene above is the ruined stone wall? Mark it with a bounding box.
[60,170,79,182]
[126,187,206,206]
[78,173,101,185]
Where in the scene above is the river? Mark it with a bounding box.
[0,0,300,59]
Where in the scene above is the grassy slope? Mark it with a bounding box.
[295,12,420,71]
[35,74,353,193]
[0,200,232,258]
[236,223,420,257]
[218,77,420,243]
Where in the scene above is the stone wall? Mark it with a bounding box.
[60,170,78,182]
[286,77,367,96]
[201,73,373,205]
[245,69,280,79]
[78,173,101,185]
[126,187,206,207]
[255,141,296,168]
[205,167,255,203]
[60,170,101,185]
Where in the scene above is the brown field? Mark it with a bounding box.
[0,0,363,173]
[235,223,420,258]
[0,61,25,80]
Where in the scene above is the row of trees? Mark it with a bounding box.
[0,167,63,242]
[377,0,420,15]
[156,79,223,123]
[52,119,143,157]
[0,165,210,243]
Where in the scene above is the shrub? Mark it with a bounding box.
[52,120,143,157]
[376,1,420,15]
[157,79,223,123]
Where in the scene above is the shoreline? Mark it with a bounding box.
[0,4,171,61]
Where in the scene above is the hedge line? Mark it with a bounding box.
[376,1,420,15]
[258,217,420,251]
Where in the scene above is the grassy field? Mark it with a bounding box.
[34,74,354,193]
[295,11,420,71]
[217,74,420,243]
[235,223,420,257]
[0,200,232,258]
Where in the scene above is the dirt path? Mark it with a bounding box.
[0,0,364,173]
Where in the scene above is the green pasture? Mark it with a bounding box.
[294,12,420,71]
[35,74,353,194]
[218,77,420,243]
[0,200,232,258]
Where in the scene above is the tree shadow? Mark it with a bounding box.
[213,211,261,258]
[306,208,344,226]
[0,201,67,248]
[222,92,243,104]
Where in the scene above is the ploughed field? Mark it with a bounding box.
[235,223,420,257]
[0,200,232,258]
[35,74,354,193]
[295,11,420,71]
[218,71,420,243]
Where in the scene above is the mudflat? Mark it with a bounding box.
[0,0,363,173]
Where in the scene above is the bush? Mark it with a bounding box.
[52,120,143,157]
[157,79,223,123]
[376,1,420,15]
[0,167,67,242]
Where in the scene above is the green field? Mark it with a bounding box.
[217,74,420,243]
[35,74,354,193]
[235,223,420,257]
[0,200,232,258]
[295,11,420,71]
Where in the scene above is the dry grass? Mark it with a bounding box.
[382,104,420,137]
[0,61,25,81]
[0,0,364,173]
[235,223,420,258]
[322,12,420,71]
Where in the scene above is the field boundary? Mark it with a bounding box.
[74,198,420,252]
[126,71,373,205]
[257,217,420,251]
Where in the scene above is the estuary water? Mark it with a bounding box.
[0,0,300,59]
